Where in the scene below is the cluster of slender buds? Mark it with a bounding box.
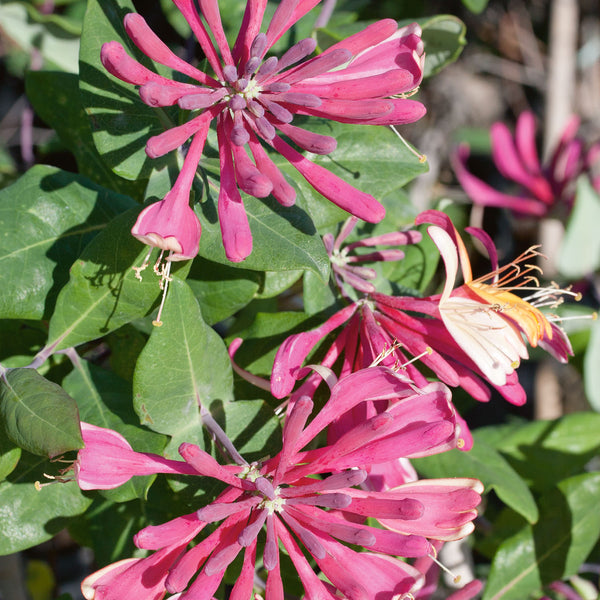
[452,110,600,217]
[68,367,483,600]
[324,216,422,296]
[102,0,427,263]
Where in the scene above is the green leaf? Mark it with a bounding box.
[26,70,144,199]
[257,270,303,299]
[412,435,539,524]
[0,451,92,554]
[559,176,600,278]
[228,311,316,376]
[45,207,189,351]
[79,0,171,180]
[0,368,83,458]
[62,360,167,501]
[0,435,21,482]
[68,496,146,566]
[461,0,489,14]
[584,318,600,412]
[277,120,428,230]
[487,412,600,490]
[0,3,80,73]
[186,258,261,326]
[146,161,330,279]
[483,473,600,600]
[133,278,233,440]
[420,15,467,78]
[0,165,135,320]
[303,270,339,315]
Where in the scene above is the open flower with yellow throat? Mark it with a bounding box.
[416,210,579,387]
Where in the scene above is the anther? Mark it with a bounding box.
[132,247,153,281]
[152,255,173,327]
[389,125,427,162]
[427,552,462,584]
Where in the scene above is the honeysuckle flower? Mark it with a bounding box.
[79,368,482,600]
[412,541,483,600]
[452,111,600,217]
[271,290,529,417]
[417,209,576,387]
[101,1,426,261]
[324,216,422,296]
[131,129,204,263]
[74,422,196,490]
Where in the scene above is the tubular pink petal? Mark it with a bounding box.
[295,367,415,451]
[321,19,399,59]
[231,0,268,65]
[342,98,426,125]
[178,88,228,110]
[172,0,224,78]
[275,395,313,482]
[515,111,543,175]
[139,81,200,107]
[296,98,393,121]
[75,423,196,490]
[270,302,359,398]
[268,92,322,108]
[451,144,548,215]
[294,69,415,99]
[280,510,327,559]
[247,134,296,206]
[197,0,234,66]
[264,0,299,55]
[315,544,423,600]
[178,442,244,486]
[491,122,554,203]
[277,37,318,71]
[197,497,259,523]
[263,513,279,571]
[262,100,294,123]
[101,41,165,86]
[229,541,258,600]
[447,580,484,600]
[165,511,248,593]
[123,13,216,85]
[276,521,339,600]
[346,229,422,250]
[346,249,405,263]
[238,508,268,547]
[145,110,213,158]
[134,513,205,550]
[217,120,253,261]
[277,48,353,85]
[269,134,385,223]
[275,121,337,154]
[231,142,274,198]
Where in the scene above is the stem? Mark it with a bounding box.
[314,0,337,29]
[199,403,248,466]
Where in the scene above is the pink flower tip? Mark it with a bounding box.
[131,197,201,261]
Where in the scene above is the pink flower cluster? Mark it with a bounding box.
[452,111,600,217]
[77,366,482,600]
[272,209,575,448]
[103,0,426,262]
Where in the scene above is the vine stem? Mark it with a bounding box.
[199,402,248,466]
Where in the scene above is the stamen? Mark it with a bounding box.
[397,347,433,370]
[427,552,462,584]
[369,340,403,368]
[153,250,165,276]
[132,247,153,281]
[34,472,73,490]
[152,256,173,327]
[389,125,427,163]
